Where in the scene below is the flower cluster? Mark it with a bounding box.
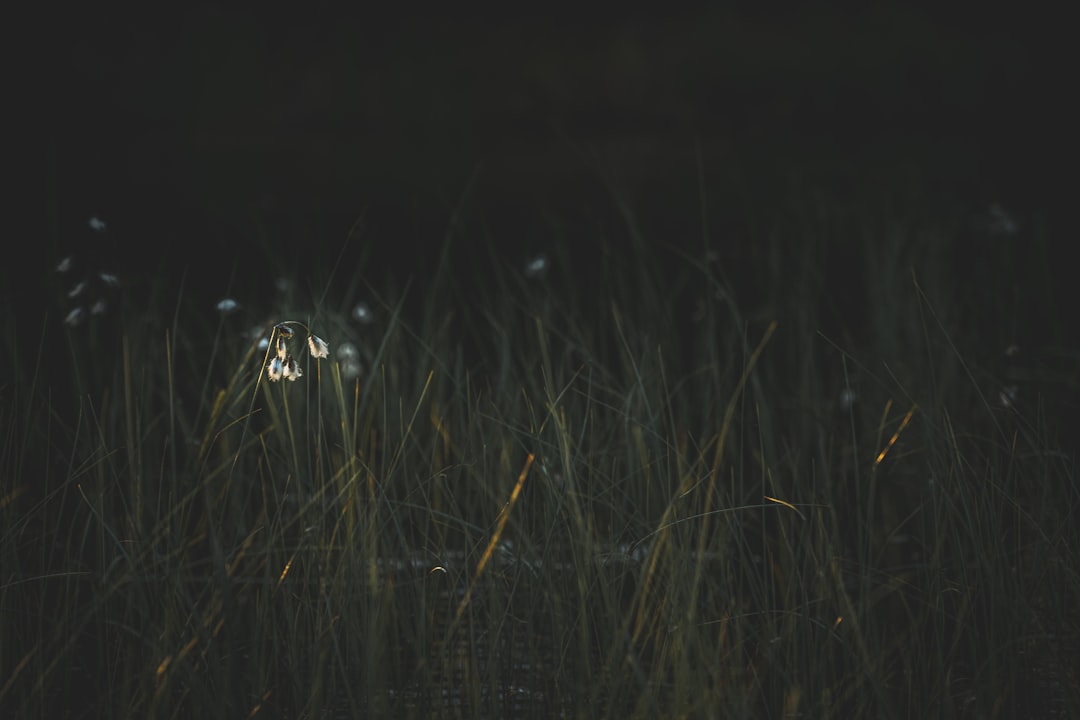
[56,217,121,327]
[266,322,330,382]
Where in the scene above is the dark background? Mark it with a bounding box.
[11,4,1075,332]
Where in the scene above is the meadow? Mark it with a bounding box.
[2,169,1078,718]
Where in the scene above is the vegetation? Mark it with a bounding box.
[3,174,1077,718]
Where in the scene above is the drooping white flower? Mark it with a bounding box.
[267,357,284,381]
[307,334,329,359]
[284,357,303,381]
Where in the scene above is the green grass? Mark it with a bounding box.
[3,179,1078,719]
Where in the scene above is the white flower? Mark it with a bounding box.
[336,342,359,362]
[307,334,329,359]
[336,342,360,380]
[524,253,549,278]
[64,307,85,327]
[352,303,372,323]
[216,298,239,314]
[284,357,303,381]
[275,335,288,361]
[267,357,284,381]
[340,358,362,381]
[88,217,106,233]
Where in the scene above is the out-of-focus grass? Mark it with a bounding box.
[2,176,1077,719]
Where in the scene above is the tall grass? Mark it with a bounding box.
[2,182,1077,719]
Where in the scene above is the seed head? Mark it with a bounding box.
[308,334,330,359]
[64,307,86,327]
[352,302,373,323]
[267,357,284,382]
[284,357,303,381]
[262,321,330,383]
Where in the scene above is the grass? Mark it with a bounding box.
[2,173,1078,719]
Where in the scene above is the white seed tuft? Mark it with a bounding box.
[524,253,549,278]
[64,307,86,327]
[284,357,303,381]
[308,334,330,359]
[267,357,284,382]
[352,303,373,323]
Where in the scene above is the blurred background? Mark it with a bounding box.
[12,4,1075,333]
